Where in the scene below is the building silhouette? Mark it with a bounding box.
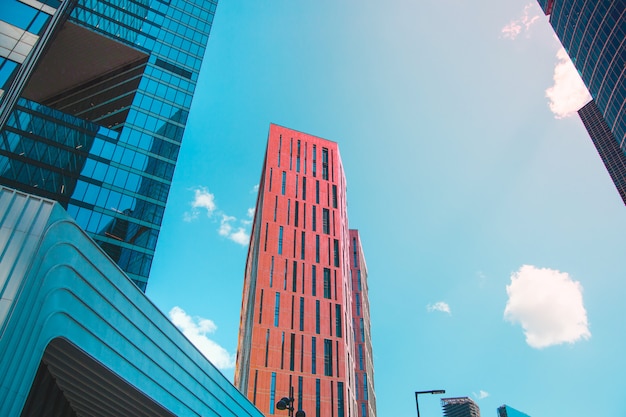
[535,0,625,204]
[0,0,219,290]
[497,404,531,417]
[441,397,481,417]
[235,124,376,417]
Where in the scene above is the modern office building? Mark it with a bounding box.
[441,397,481,417]
[235,124,376,417]
[350,230,377,417]
[0,186,263,417]
[535,0,625,204]
[0,0,218,290]
[497,404,531,417]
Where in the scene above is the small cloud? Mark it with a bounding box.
[183,187,217,222]
[219,214,250,246]
[501,3,541,40]
[473,390,489,400]
[504,265,591,349]
[247,207,255,218]
[168,306,235,369]
[251,184,259,193]
[545,47,592,118]
[427,301,451,315]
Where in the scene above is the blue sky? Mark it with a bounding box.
[147,1,626,416]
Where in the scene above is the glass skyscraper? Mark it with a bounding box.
[536,0,625,204]
[0,0,218,290]
[497,404,531,417]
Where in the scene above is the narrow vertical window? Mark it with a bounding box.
[289,333,296,371]
[278,134,282,167]
[270,372,277,414]
[281,171,286,195]
[274,196,278,221]
[352,238,357,267]
[322,148,328,180]
[269,168,273,192]
[358,270,362,291]
[360,318,365,342]
[287,199,291,225]
[301,231,306,260]
[299,297,305,331]
[329,303,333,336]
[335,304,342,337]
[312,205,317,231]
[315,300,320,334]
[312,337,317,374]
[284,260,288,290]
[322,209,329,234]
[292,261,298,292]
[324,339,333,376]
[337,382,345,417]
[301,263,305,294]
[298,376,303,411]
[296,140,301,172]
[295,174,299,198]
[332,184,337,208]
[363,374,368,400]
[335,340,340,378]
[289,138,293,170]
[356,293,361,316]
[300,335,304,372]
[294,201,299,227]
[264,223,268,251]
[315,235,320,263]
[303,203,307,229]
[333,239,339,267]
[259,290,264,324]
[278,226,283,255]
[302,177,307,200]
[331,381,335,417]
[280,332,285,369]
[323,268,331,299]
[312,265,317,296]
[315,180,320,203]
[312,145,317,177]
[270,256,274,287]
[253,370,258,405]
[291,295,295,329]
[274,292,280,327]
[293,230,297,258]
[265,329,270,366]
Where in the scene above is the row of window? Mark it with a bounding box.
[270,167,339,210]
[262,372,345,417]
[265,291,343,338]
[272,198,338,241]
[265,255,342,300]
[272,225,341,268]
[276,135,332,181]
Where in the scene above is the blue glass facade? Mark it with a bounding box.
[0,0,218,290]
[497,404,531,417]
[538,0,625,204]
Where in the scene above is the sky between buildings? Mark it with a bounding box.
[147,1,626,416]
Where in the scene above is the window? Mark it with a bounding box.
[315,180,320,203]
[302,177,307,200]
[274,292,280,326]
[259,290,264,323]
[363,374,368,400]
[332,185,337,208]
[324,339,333,376]
[312,337,317,374]
[299,297,305,331]
[315,300,320,334]
[265,329,270,366]
[281,171,286,195]
[312,145,317,177]
[315,235,320,263]
[333,239,339,267]
[270,372,277,414]
[278,135,282,166]
[322,209,329,234]
[289,138,293,170]
[298,376,303,411]
[301,231,306,260]
[294,201,299,227]
[335,304,342,337]
[292,261,297,292]
[360,318,365,342]
[337,382,345,417]
[352,238,357,267]
[264,223,268,251]
[312,205,317,231]
[274,196,278,221]
[312,265,317,296]
[358,345,364,370]
[296,140,301,172]
[289,333,295,371]
[253,370,258,404]
[323,268,331,299]
[322,148,329,180]
[269,168,273,192]
[278,226,283,255]
[358,270,362,291]
[270,256,274,287]
[280,332,285,369]
[295,174,299,198]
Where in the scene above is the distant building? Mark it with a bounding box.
[0,186,262,417]
[497,404,531,417]
[0,0,218,290]
[535,0,625,204]
[441,397,481,417]
[234,124,376,417]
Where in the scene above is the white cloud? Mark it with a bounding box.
[473,390,489,400]
[504,265,591,349]
[219,214,250,246]
[501,3,541,40]
[252,184,259,193]
[247,207,255,218]
[168,306,236,370]
[427,301,451,315]
[545,47,592,118]
[183,187,216,221]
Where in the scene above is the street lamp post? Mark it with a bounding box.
[276,386,306,417]
[415,390,445,417]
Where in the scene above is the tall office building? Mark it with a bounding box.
[235,124,376,417]
[441,397,481,417]
[350,230,377,417]
[0,0,218,290]
[535,0,625,204]
[497,404,531,417]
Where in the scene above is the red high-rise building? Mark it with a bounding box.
[235,124,376,417]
